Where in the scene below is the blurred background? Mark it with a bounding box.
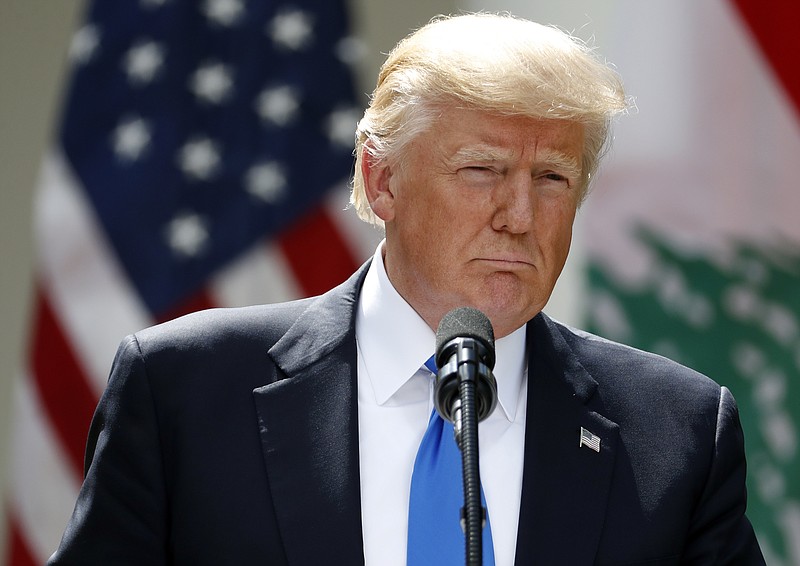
[1,0,798,563]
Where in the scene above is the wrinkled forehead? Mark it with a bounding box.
[425,105,585,159]
[449,144,582,175]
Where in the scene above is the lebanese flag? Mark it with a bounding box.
[583,1,800,563]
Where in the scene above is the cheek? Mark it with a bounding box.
[544,201,577,243]
[405,196,469,250]
[553,227,576,280]
[534,204,577,277]
[557,221,575,251]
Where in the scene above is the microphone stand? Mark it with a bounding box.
[434,307,498,566]
[453,359,484,566]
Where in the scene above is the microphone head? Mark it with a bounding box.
[434,307,498,423]
[435,307,495,369]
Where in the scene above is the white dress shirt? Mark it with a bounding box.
[356,242,528,566]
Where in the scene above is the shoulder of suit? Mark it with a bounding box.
[541,313,722,401]
[122,261,370,364]
[131,297,317,354]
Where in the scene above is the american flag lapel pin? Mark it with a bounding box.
[579,427,601,453]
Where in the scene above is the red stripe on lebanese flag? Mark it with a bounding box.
[731,1,800,114]
[30,288,100,481]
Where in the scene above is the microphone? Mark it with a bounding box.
[434,307,498,427]
[433,307,497,564]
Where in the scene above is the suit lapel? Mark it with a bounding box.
[515,314,620,565]
[251,268,618,564]
[253,264,369,566]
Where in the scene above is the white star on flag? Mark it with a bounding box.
[70,24,101,65]
[325,106,360,149]
[268,9,314,51]
[177,137,222,181]
[165,211,210,257]
[202,0,245,26]
[245,161,288,203]
[111,116,152,162]
[335,36,367,66]
[255,85,301,126]
[123,39,166,86]
[189,61,235,104]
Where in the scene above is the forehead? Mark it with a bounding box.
[424,106,585,163]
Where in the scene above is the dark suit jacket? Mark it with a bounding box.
[50,261,764,565]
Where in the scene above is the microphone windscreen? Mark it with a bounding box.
[435,307,495,354]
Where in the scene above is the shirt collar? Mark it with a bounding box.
[356,241,527,421]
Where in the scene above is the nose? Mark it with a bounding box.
[491,172,535,233]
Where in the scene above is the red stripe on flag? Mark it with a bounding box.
[5,514,38,566]
[731,1,800,115]
[156,287,218,324]
[278,206,360,297]
[29,289,100,480]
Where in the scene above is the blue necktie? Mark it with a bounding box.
[407,356,495,565]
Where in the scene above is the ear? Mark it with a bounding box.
[361,145,396,223]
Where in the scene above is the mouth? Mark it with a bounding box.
[476,257,535,270]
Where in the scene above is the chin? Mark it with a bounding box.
[474,298,540,339]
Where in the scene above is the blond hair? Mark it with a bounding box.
[351,13,629,227]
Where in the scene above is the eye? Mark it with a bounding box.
[459,166,499,185]
[536,171,573,193]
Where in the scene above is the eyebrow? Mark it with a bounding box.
[535,149,582,180]
[449,145,512,165]
[450,145,582,179]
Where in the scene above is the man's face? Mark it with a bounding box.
[364,106,585,338]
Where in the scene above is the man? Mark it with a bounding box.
[50,13,764,565]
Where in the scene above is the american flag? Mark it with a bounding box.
[4,0,379,563]
[579,427,601,453]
